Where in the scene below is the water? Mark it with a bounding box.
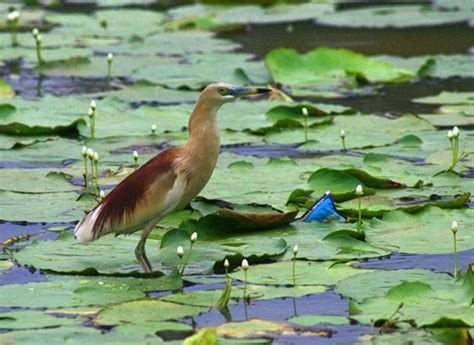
[220,22,474,59]
[357,249,474,274]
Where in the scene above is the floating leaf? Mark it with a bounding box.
[265,48,414,87]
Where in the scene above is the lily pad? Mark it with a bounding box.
[265,48,414,87]
[365,207,474,254]
[316,5,471,28]
[95,299,208,326]
[230,261,370,286]
[0,272,181,308]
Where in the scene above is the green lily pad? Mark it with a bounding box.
[95,299,208,326]
[341,269,474,327]
[230,261,371,286]
[0,272,181,308]
[0,310,80,330]
[161,284,326,307]
[413,92,474,105]
[316,5,471,28]
[265,48,414,87]
[365,207,474,254]
[0,95,88,135]
[307,167,405,202]
[167,3,334,27]
[288,315,349,326]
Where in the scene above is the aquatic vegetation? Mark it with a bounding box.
[339,129,347,152]
[451,221,460,278]
[0,1,473,343]
[292,244,298,285]
[132,150,138,171]
[356,184,364,232]
[6,10,19,47]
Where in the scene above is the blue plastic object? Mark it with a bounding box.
[301,192,345,223]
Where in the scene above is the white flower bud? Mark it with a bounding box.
[93,152,99,162]
[86,148,94,158]
[452,126,460,138]
[177,246,184,258]
[451,221,458,234]
[340,129,346,138]
[36,34,41,43]
[133,151,139,159]
[447,130,454,140]
[99,190,105,198]
[356,184,363,196]
[151,124,157,133]
[81,146,87,157]
[241,259,249,271]
[302,107,308,117]
[293,245,299,255]
[107,53,113,63]
[90,100,96,110]
[190,232,198,243]
[32,28,39,37]
[7,11,19,21]
[88,108,94,117]
[224,259,230,268]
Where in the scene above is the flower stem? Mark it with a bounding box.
[35,39,44,65]
[342,137,347,152]
[303,116,308,142]
[292,256,296,286]
[243,270,248,301]
[180,242,194,275]
[83,156,89,192]
[357,196,362,232]
[453,232,459,278]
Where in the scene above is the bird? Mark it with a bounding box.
[74,83,270,272]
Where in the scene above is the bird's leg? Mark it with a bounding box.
[135,222,155,273]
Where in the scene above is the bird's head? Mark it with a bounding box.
[201,82,271,105]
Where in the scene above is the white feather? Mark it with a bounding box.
[74,205,103,243]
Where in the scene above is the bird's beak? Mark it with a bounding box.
[228,86,271,97]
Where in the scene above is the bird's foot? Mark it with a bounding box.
[135,242,153,273]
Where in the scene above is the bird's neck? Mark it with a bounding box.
[184,97,221,167]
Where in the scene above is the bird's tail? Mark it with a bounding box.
[74,205,103,243]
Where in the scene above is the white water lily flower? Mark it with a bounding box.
[88,108,94,117]
[151,124,157,133]
[241,259,249,271]
[224,259,230,268]
[293,245,299,255]
[93,152,99,162]
[36,34,41,43]
[340,129,346,138]
[451,221,458,234]
[177,246,184,258]
[302,107,308,117]
[86,148,94,158]
[190,232,198,243]
[107,53,113,63]
[7,11,19,21]
[356,184,363,196]
[452,126,460,138]
[90,100,97,110]
[133,151,139,159]
[81,146,87,157]
[32,28,39,37]
[99,190,105,198]
[447,130,454,140]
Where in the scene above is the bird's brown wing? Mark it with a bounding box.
[90,146,183,239]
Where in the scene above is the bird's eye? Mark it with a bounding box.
[218,88,227,94]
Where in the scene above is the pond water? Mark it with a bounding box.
[1,1,473,343]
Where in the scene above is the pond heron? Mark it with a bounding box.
[74,83,270,272]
